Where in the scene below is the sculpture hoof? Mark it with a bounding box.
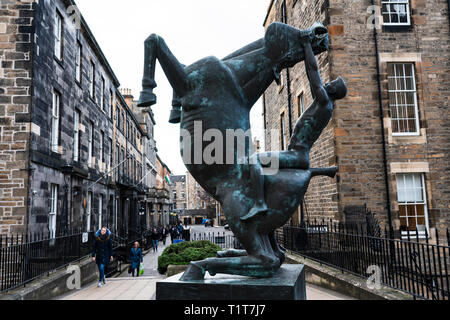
[138,91,157,107]
[179,262,205,281]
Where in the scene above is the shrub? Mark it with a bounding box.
[158,240,222,274]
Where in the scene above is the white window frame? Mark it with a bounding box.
[88,122,94,167]
[100,77,105,111]
[381,0,411,26]
[297,92,305,117]
[99,131,104,170]
[108,138,113,174]
[280,113,286,150]
[98,194,103,230]
[75,41,82,82]
[73,110,80,162]
[90,61,95,99]
[387,63,420,136]
[86,191,92,232]
[49,184,58,239]
[51,90,60,153]
[396,173,430,239]
[54,11,63,60]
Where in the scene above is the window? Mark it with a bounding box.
[101,77,105,111]
[75,41,82,82]
[88,121,94,167]
[99,131,104,170]
[387,63,420,135]
[181,192,185,199]
[54,11,63,60]
[49,184,58,239]
[280,112,286,150]
[90,61,95,99]
[51,90,60,153]
[73,110,80,162]
[98,194,103,230]
[121,148,125,176]
[297,92,304,117]
[116,144,120,180]
[382,0,410,26]
[109,138,113,173]
[396,173,429,238]
[109,90,113,118]
[86,191,92,231]
[116,105,120,128]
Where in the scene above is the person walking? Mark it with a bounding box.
[151,227,160,252]
[170,225,177,244]
[92,227,114,287]
[129,242,143,277]
[161,226,168,245]
[177,222,184,240]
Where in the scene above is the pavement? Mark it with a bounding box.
[58,226,356,300]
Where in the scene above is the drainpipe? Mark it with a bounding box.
[448,0,450,26]
[371,0,394,238]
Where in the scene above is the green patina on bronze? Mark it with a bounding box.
[137,22,347,280]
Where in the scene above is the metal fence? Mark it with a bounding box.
[190,231,242,250]
[276,219,450,300]
[0,226,152,293]
[0,230,95,293]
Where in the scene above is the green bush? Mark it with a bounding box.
[158,240,222,274]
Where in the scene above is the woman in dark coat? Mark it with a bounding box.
[92,227,113,287]
[129,242,143,277]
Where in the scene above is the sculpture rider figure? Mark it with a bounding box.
[243,30,347,222]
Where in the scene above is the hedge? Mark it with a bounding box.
[157,240,222,274]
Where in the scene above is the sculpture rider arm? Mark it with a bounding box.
[302,38,329,105]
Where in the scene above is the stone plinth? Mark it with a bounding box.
[156,264,306,300]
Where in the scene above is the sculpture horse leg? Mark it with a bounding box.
[138,34,188,107]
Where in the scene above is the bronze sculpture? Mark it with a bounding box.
[138,22,347,280]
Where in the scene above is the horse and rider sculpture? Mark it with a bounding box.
[137,21,347,281]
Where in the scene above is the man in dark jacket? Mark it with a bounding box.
[92,227,113,287]
[151,228,160,252]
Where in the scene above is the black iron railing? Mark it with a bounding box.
[0,226,156,293]
[276,219,450,300]
[0,230,95,293]
[190,231,242,250]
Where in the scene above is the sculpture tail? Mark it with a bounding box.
[310,167,338,179]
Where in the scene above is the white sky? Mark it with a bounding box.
[75,0,269,175]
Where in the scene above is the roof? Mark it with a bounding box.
[67,0,121,87]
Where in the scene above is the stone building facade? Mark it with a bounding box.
[170,174,186,214]
[0,0,167,237]
[185,171,217,225]
[263,0,450,239]
[0,0,35,234]
[153,154,173,227]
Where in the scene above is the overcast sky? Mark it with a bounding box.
[75,0,269,175]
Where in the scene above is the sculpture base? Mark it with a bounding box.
[156,264,306,300]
